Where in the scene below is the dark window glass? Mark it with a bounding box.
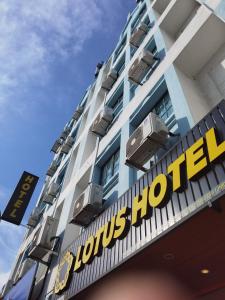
[154,92,174,122]
[101,150,120,186]
[131,4,147,31]
[56,164,68,190]
[114,36,127,62]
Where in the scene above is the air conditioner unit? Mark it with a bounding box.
[51,139,63,153]
[27,207,42,227]
[91,106,113,136]
[61,136,74,154]
[70,183,103,227]
[126,113,168,167]
[42,182,60,205]
[46,160,58,177]
[130,23,149,48]
[17,258,34,280]
[72,105,84,121]
[101,69,118,91]
[128,49,156,84]
[28,216,57,260]
[60,128,70,140]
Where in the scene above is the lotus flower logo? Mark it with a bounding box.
[54,251,75,295]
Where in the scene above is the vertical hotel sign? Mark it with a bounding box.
[1,171,39,225]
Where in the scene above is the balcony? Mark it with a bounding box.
[159,0,201,49]
[152,0,172,15]
[173,13,225,122]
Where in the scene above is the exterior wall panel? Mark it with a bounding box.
[54,100,225,299]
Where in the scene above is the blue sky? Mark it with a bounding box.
[0,0,135,290]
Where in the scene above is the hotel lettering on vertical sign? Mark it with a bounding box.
[54,100,225,299]
[1,171,39,225]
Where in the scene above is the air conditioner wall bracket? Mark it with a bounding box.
[146,135,167,150]
[28,255,50,267]
[168,131,180,138]
[125,159,148,172]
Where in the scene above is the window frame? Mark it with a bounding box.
[131,4,147,31]
[153,92,176,129]
[106,84,124,132]
[56,163,68,192]
[114,35,127,63]
[100,149,120,187]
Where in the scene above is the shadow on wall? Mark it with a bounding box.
[103,190,119,210]
[176,116,190,135]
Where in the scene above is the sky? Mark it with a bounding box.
[0,0,136,291]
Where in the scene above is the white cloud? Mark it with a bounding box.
[0,0,122,121]
[0,221,25,291]
[0,271,10,293]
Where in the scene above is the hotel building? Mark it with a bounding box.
[3,0,225,299]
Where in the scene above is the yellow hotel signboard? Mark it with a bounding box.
[1,171,39,225]
[54,101,225,297]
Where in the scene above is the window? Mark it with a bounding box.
[56,152,64,167]
[111,90,123,118]
[115,54,125,76]
[131,4,147,31]
[131,38,159,90]
[101,150,120,186]
[130,15,151,58]
[154,93,173,120]
[153,92,176,129]
[130,38,159,100]
[80,90,88,109]
[81,98,87,109]
[66,118,75,131]
[56,163,68,191]
[146,38,157,56]
[23,243,33,261]
[143,15,150,26]
[130,82,138,100]
[71,127,78,139]
[114,35,127,62]
[34,200,47,225]
[143,39,159,82]
[39,199,48,213]
[130,84,175,133]
[130,46,137,58]
[106,84,124,131]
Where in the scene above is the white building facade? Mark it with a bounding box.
[3,0,225,299]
